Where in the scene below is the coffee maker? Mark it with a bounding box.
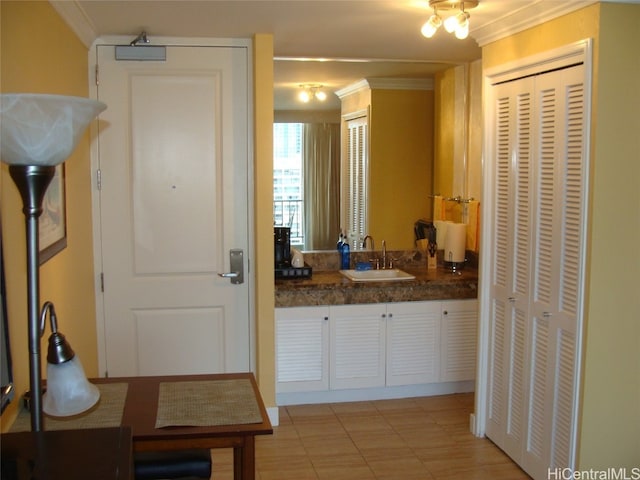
[274,226,291,268]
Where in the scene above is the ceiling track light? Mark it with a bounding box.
[422,0,478,40]
[298,84,327,103]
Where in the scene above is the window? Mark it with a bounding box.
[273,123,304,246]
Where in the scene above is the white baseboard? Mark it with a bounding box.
[266,406,279,427]
[276,381,475,406]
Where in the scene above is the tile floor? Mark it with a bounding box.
[210,393,532,479]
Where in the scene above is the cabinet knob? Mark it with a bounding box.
[323,316,329,321]
[388,313,393,318]
[381,313,386,318]
[443,310,448,315]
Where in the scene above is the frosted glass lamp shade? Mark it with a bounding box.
[43,356,100,417]
[0,94,106,166]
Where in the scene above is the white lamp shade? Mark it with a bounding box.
[43,356,100,417]
[0,94,106,166]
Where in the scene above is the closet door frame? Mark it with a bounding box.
[474,39,593,466]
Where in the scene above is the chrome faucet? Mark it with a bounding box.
[362,235,375,251]
[381,240,387,269]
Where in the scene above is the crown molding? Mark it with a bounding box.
[471,0,599,46]
[49,0,97,48]
[336,78,433,99]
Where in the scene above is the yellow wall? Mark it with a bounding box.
[369,88,433,249]
[482,2,640,468]
[0,1,99,430]
[434,60,482,219]
[578,3,640,467]
[434,69,456,200]
[252,34,276,409]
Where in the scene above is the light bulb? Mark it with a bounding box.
[315,90,327,101]
[298,90,311,103]
[454,12,470,39]
[455,23,469,39]
[421,14,442,38]
[443,14,458,33]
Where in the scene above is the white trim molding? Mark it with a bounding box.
[336,77,433,99]
[49,0,97,48]
[471,0,598,46]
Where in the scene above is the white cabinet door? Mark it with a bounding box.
[440,300,478,382]
[276,306,329,393]
[330,304,386,390]
[386,301,441,386]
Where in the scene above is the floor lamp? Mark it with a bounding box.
[0,94,106,431]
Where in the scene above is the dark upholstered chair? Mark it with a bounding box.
[133,449,212,480]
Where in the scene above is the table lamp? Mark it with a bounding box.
[0,93,106,431]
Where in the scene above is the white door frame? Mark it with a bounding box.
[88,36,255,377]
[474,39,593,463]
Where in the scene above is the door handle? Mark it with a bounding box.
[218,248,244,284]
[219,272,239,278]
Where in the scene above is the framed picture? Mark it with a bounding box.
[39,164,67,264]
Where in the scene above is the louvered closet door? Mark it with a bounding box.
[486,63,587,480]
[486,75,535,463]
[345,116,368,246]
[523,64,585,479]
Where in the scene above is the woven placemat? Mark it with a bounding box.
[155,379,262,428]
[10,383,128,432]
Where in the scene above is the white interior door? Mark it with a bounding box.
[94,43,251,377]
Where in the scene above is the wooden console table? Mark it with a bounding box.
[9,373,272,480]
[96,373,273,480]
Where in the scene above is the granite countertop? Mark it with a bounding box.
[275,266,478,307]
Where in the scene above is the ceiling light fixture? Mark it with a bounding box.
[422,1,478,40]
[298,84,327,103]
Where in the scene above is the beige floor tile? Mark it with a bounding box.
[367,455,432,477]
[372,397,423,413]
[256,437,308,459]
[302,435,361,456]
[429,408,472,426]
[340,413,394,434]
[331,400,378,416]
[287,403,335,422]
[413,444,476,463]
[243,394,529,480]
[415,394,470,412]
[295,421,349,440]
[483,462,533,479]
[308,453,368,469]
[423,456,487,478]
[382,410,437,429]
[315,465,377,480]
[350,431,409,452]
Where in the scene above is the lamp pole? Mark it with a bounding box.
[9,164,55,432]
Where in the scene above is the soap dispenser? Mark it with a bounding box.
[341,239,350,270]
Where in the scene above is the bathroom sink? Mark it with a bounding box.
[340,268,416,282]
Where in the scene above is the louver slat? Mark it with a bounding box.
[560,84,585,317]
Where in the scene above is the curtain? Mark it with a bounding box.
[303,123,340,250]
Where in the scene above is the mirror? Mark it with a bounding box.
[274,58,456,251]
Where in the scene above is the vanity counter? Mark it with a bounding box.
[275,266,478,307]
